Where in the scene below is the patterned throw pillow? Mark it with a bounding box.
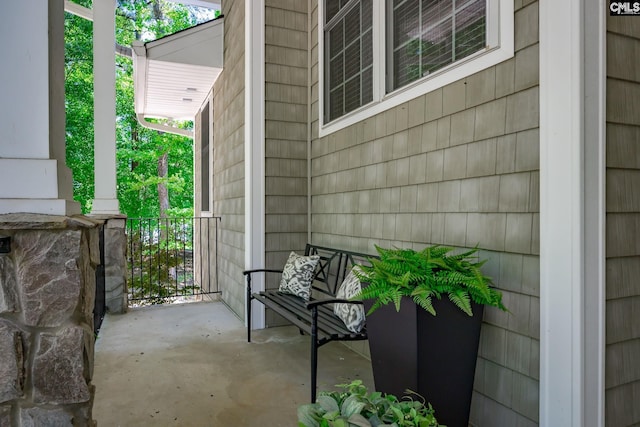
[334,266,366,333]
[278,252,320,301]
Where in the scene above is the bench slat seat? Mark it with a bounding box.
[244,244,372,402]
[253,290,367,345]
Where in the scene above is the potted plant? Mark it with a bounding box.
[354,245,507,427]
[297,380,443,427]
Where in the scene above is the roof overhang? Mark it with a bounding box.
[132,17,223,123]
[166,0,221,8]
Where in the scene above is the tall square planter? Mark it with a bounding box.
[365,297,484,427]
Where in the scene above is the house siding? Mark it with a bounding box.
[264,0,310,327]
[605,16,640,427]
[212,0,246,318]
[309,0,540,425]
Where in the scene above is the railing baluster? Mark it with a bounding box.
[125,216,222,306]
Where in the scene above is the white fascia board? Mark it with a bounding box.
[131,41,148,116]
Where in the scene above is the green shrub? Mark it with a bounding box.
[297,380,442,427]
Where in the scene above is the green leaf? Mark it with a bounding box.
[347,414,372,427]
[342,395,366,418]
[332,418,348,427]
[318,396,340,414]
[297,404,321,427]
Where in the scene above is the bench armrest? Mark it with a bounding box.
[306,298,364,309]
[243,268,283,276]
[244,269,283,299]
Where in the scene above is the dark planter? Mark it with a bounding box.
[365,297,484,427]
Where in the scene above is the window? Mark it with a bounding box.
[324,0,373,121]
[200,102,211,212]
[320,0,513,134]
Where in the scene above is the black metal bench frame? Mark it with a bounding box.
[244,244,372,402]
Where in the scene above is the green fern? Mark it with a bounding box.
[354,245,507,316]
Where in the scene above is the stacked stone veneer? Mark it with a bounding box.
[0,214,99,426]
[100,217,127,314]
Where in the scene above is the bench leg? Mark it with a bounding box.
[246,275,252,343]
[311,307,319,402]
[311,338,318,402]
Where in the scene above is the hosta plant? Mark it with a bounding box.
[354,245,506,316]
[297,380,442,427]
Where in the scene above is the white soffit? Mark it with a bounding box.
[133,17,223,121]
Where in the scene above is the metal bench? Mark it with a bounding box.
[244,243,372,402]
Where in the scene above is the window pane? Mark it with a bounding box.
[327,0,341,22]
[422,19,453,74]
[329,21,344,60]
[394,0,419,48]
[389,0,486,91]
[422,0,453,26]
[344,75,361,113]
[330,86,344,121]
[394,40,421,88]
[363,0,373,29]
[344,6,360,46]
[362,67,373,104]
[344,40,361,79]
[330,53,344,88]
[455,2,485,58]
[362,29,373,67]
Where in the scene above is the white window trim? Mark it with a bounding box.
[318,0,514,137]
[539,0,605,424]
[200,91,214,218]
[245,0,266,330]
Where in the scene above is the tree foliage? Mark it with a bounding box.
[65,0,216,217]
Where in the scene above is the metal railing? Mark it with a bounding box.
[126,217,221,306]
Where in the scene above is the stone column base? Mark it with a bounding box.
[0,213,99,426]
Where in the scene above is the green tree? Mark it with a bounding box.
[65,0,215,217]
[65,0,95,213]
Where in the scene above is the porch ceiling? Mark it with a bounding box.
[132,17,223,121]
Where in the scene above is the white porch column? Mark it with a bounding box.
[92,0,120,214]
[539,0,605,425]
[0,0,80,215]
[245,0,266,329]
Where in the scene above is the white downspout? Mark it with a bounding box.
[136,114,194,138]
[307,0,312,244]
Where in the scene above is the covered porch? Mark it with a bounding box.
[92,301,374,425]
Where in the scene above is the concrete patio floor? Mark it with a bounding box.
[92,301,374,426]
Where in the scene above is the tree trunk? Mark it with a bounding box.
[157,152,169,218]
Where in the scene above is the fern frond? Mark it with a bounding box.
[448,290,473,316]
[413,293,436,316]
